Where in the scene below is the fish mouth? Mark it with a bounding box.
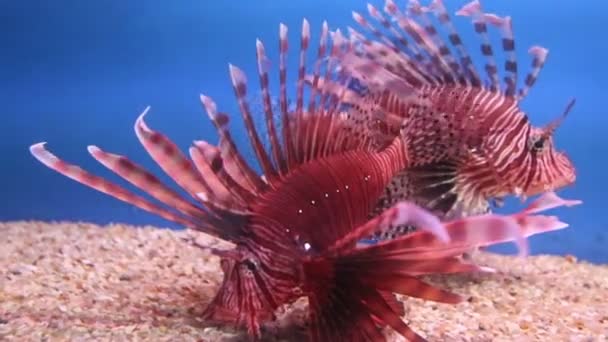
[521,175,576,199]
[520,153,577,198]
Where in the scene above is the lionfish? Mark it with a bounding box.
[323,0,577,240]
[30,16,579,342]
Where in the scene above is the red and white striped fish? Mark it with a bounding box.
[327,0,577,239]
[29,16,580,342]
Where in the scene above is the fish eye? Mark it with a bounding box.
[241,258,257,272]
[529,134,546,152]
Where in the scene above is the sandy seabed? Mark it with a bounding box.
[0,221,607,342]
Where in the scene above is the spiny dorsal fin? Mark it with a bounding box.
[341,0,550,101]
[255,38,286,174]
[200,94,267,194]
[519,46,549,100]
[408,0,465,84]
[456,0,501,91]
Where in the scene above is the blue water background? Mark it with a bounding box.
[2,1,606,263]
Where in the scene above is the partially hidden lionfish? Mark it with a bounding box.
[30,16,579,342]
[319,0,578,240]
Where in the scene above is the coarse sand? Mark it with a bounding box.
[1,221,607,341]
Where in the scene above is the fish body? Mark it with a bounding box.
[29,8,580,342]
[24,19,459,341]
[333,0,577,240]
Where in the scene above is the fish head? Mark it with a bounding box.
[513,98,577,197]
[485,99,577,200]
[518,126,576,196]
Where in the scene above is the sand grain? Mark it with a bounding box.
[1,221,606,341]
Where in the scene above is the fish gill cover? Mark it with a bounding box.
[26,0,582,341]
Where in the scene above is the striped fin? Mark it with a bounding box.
[364,3,427,69]
[228,64,279,184]
[349,217,518,261]
[189,143,245,212]
[363,274,462,304]
[133,109,215,203]
[255,38,286,174]
[407,0,465,83]
[456,0,501,91]
[352,6,433,87]
[192,140,255,204]
[293,25,380,164]
[28,20,378,237]
[327,200,448,255]
[315,29,347,118]
[384,0,456,83]
[306,21,329,116]
[365,3,425,64]
[428,0,481,86]
[272,20,351,169]
[519,46,549,100]
[369,162,460,240]
[369,171,493,243]
[29,142,219,234]
[190,140,252,213]
[296,19,310,115]
[393,257,492,276]
[520,191,581,215]
[200,95,267,194]
[352,7,442,87]
[483,13,518,97]
[336,3,450,90]
[295,20,316,164]
[305,196,544,342]
[30,109,258,243]
[86,145,211,219]
[378,290,405,321]
[359,192,581,260]
[292,19,311,165]
[293,96,361,164]
[303,191,580,340]
[217,138,265,195]
[341,0,548,100]
[278,23,297,169]
[303,75,363,107]
[456,0,550,99]
[339,29,420,96]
